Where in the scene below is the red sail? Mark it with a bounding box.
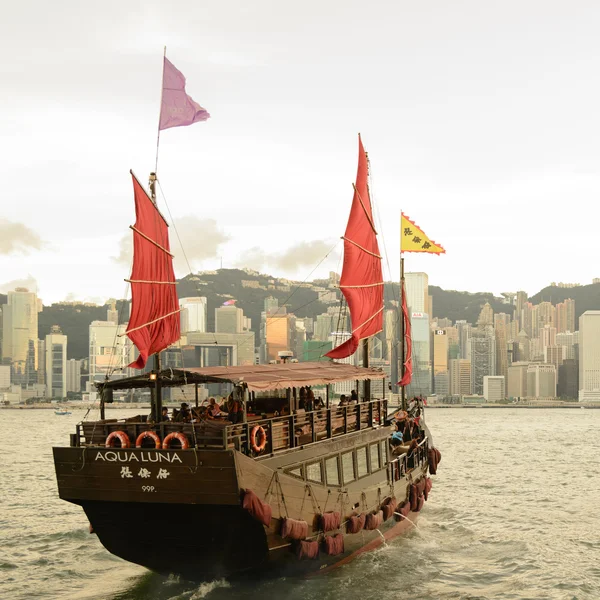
[326,136,383,359]
[125,172,180,369]
[398,280,413,386]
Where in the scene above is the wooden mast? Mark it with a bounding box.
[400,255,407,411]
[148,171,163,422]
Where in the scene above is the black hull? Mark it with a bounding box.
[54,426,432,582]
[81,500,268,580]
[79,499,419,581]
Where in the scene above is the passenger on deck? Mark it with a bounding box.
[174,403,191,423]
[207,397,227,419]
[161,407,170,422]
[227,393,242,424]
[299,387,307,410]
[339,394,349,406]
[350,389,358,403]
[305,388,315,412]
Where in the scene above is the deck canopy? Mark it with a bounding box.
[97,361,386,393]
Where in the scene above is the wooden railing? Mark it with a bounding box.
[76,399,388,456]
[388,436,429,481]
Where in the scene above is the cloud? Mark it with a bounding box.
[234,239,340,273]
[0,275,38,294]
[0,219,44,254]
[114,216,230,274]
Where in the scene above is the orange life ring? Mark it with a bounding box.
[250,425,267,454]
[105,430,131,448]
[162,432,190,450]
[135,430,162,449]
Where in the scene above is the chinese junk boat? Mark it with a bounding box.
[53,74,440,578]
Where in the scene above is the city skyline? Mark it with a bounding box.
[4,2,600,303]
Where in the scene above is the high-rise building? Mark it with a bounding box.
[556,331,578,360]
[405,272,429,314]
[106,300,118,325]
[266,313,296,361]
[556,298,575,334]
[494,313,510,386]
[455,321,471,360]
[515,291,528,328]
[507,362,529,398]
[483,375,505,401]
[527,364,556,398]
[469,330,496,395]
[0,365,10,389]
[537,301,556,331]
[406,313,431,398]
[477,303,494,327]
[449,358,471,396]
[578,310,600,401]
[179,297,208,333]
[46,326,67,399]
[522,303,534,338]
[540,325,557,349]
[89,321,135,384]
[215,305,246,334]
[186,331,256,367]
[558,359,578,399]
[433,372,449,398]
[1,288,41,383]
[544,345,563,372]
[432,330,448,374]
[516,330,530,362]
[66,359,81,393]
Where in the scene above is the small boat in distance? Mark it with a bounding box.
[54,408,72,416]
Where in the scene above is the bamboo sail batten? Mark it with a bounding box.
[118,308,183,337]
[341,236,382,259]
[130,226,175,257]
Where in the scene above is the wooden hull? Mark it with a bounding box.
[53,428,431,581]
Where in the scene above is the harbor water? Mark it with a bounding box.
[1,407,599,600]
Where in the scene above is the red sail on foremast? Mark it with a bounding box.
[124,172,180,369]
[398,279,413,385]
[325,136,384,359]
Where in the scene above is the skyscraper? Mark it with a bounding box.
[215,305,245,334]
[179,297,208,333]
[406,313,431,398]
[66,359,82,393]
[556,298,575,333]
[449,358,471,396]
[1,288,40,383]
[527,364,556,398]
[46,326,67,399]
[578,310,600,401]
[469,330,496,395]
[483,376,505,401]
[89,321,134,384]
[404,272,428,313]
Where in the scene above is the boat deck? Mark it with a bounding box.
[76,399,388,457]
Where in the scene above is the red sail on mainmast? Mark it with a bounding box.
[124,172,180,369]
[326,136,384,359]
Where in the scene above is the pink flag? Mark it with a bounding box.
[159,57,210,131]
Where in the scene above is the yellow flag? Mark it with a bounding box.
[401,213,445,254]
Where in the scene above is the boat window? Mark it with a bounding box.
[306,461,323,484]
[342,451,355,483]
[370,443,380,471]
[285,465,304,480]
[380,440,388,465]
[325,456,339,486]
[356,446,368,478]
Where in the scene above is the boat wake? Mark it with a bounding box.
[165,579,230,600]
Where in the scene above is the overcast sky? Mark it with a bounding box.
[2,1,600,305]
